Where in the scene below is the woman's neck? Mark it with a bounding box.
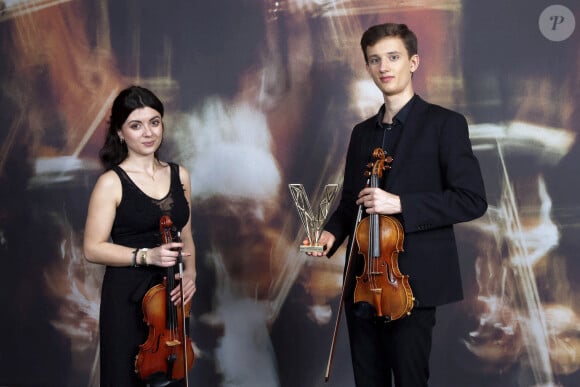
[121,157,161,180]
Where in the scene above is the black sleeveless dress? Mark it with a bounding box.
[99,162,190,386]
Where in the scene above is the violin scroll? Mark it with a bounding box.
[364,148,393,179]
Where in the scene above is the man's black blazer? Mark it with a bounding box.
[325,95,487,307]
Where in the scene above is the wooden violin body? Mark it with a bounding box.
[135,215,194,386]
[354,213,414,321]
[135,282,194,384]
[353,148,414,322]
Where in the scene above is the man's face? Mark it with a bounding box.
[365,36,419,98]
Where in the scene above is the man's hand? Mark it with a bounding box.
[356,187,402,214]
[302,230,336,257]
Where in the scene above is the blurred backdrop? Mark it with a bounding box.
[0,0,578,386]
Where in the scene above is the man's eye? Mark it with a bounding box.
[389,55,399,61]
[369,58,380,65]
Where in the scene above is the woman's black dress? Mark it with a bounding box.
[99,162,190,386]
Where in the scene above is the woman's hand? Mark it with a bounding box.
[147,242,190,267]
[170,271,197,305]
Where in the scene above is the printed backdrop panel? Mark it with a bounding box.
[0,0,578,386]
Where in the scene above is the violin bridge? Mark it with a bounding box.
[166,339,182,347]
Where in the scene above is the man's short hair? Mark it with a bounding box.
[360,23,418,63]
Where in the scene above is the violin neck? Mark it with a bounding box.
[165,266,178,330]
[369,175,381,257]
[370,174,379,189]
[369,214,380,258]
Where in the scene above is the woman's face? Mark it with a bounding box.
[117,107,163,157]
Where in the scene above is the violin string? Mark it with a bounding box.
[377,132,388,297]
[368,209,373,291]
[370,174,377,292]
[368,175,373,291]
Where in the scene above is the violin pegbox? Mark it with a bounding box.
[364,148,393,179]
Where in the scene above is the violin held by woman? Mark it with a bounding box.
[135,215,195,386]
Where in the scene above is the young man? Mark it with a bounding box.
[310,23,487,386]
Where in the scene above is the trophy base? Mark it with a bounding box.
[300,244,324,253]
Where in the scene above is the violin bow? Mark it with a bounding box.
[175,231,190,387]
[324,200,365,382]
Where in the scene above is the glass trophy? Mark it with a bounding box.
[288,183,339,253]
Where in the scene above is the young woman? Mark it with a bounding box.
[84,85,197,386]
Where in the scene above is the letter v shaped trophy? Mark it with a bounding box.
[289,183,339,253]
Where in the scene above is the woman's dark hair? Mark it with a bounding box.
[98,85,164,170]
[360,23,418,64]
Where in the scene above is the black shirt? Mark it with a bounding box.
[356,95,418,193]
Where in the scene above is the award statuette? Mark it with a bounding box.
[288,183,339,253]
